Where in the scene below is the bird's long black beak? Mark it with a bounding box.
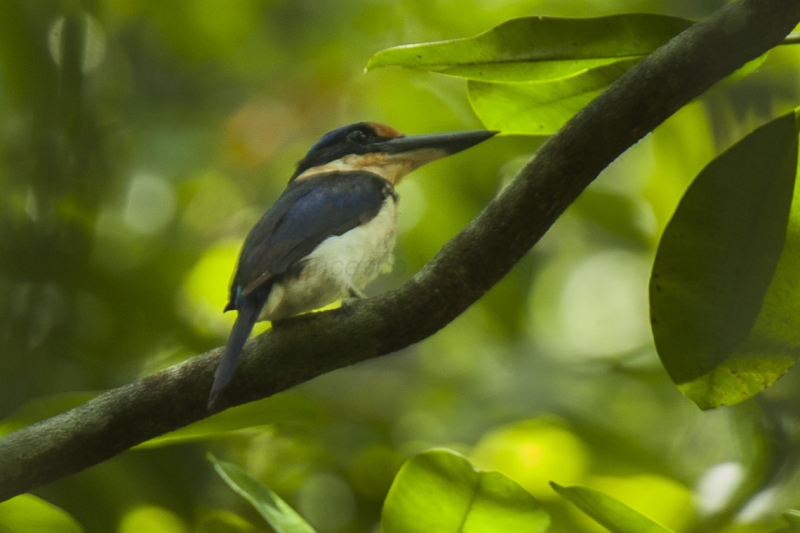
[377,129,498,157]
[346,128,498,185]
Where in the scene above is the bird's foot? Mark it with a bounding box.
[348,285,368,299]
[342,296,360,308]
[341,285,368,309]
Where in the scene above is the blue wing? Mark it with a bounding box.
[230,171,393,304]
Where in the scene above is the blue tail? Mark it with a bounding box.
[208,296,263,407]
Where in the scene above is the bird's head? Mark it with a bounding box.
[290,122,497,185]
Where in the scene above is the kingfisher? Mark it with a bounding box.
[208,122,496,406]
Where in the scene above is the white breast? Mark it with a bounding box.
[259,197,398,321]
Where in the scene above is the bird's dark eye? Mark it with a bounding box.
[347,130,368,143]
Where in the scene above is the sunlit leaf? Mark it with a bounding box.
[209,454,317,533]
[368,14,692,82]
[725,53,769,84]
[118,506,188,533]
[0,494,84,533]
[382,449,550,533]
[785,510,800,525]
[467,59,637,135]
[0,392,98,438]
[778,510,800,532]
[551,483,674,533]
[137,394,324,448]
[195,510,259,533]
[644,101,717,237]
[651,110,800,409]
[586,475,694,532]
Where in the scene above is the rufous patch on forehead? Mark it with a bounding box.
[368,122,404,139]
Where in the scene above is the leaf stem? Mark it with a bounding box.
[781,32,800,45]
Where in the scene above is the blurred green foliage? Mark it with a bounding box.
[3,0,800,532]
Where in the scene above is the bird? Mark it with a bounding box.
[208,122,496,406]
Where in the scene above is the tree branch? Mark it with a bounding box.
[1,0,799,502]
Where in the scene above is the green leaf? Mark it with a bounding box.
[209,454,317,533]
[195,510,259,533]
[367,14,692,82]
[551,483,674,533]
[0,494,84,533]
[776,511,800,532]
[467,59,638,135]
[137,393,323,448]
[785,510,800,525]
[382,449,550,533]
[650,110,800,409]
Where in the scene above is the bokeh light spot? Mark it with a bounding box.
[123,173,176,235]
[118,505,188,533]
[178,240,241,338]
[531,249,652,361]
[695,461,744,515]
[471,419,589,499]
[396,179,428,234]
[48,13,107,73]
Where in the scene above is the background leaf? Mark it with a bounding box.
[0,494,84,533]
[0,391,322,446]
[382,449,550,533]
[551,483,674,533]
[209,454,317,533]
[650,110,800,409]
[117,505,189,533]
[137,393,323,448]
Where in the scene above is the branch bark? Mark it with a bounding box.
[2,0,799,502]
